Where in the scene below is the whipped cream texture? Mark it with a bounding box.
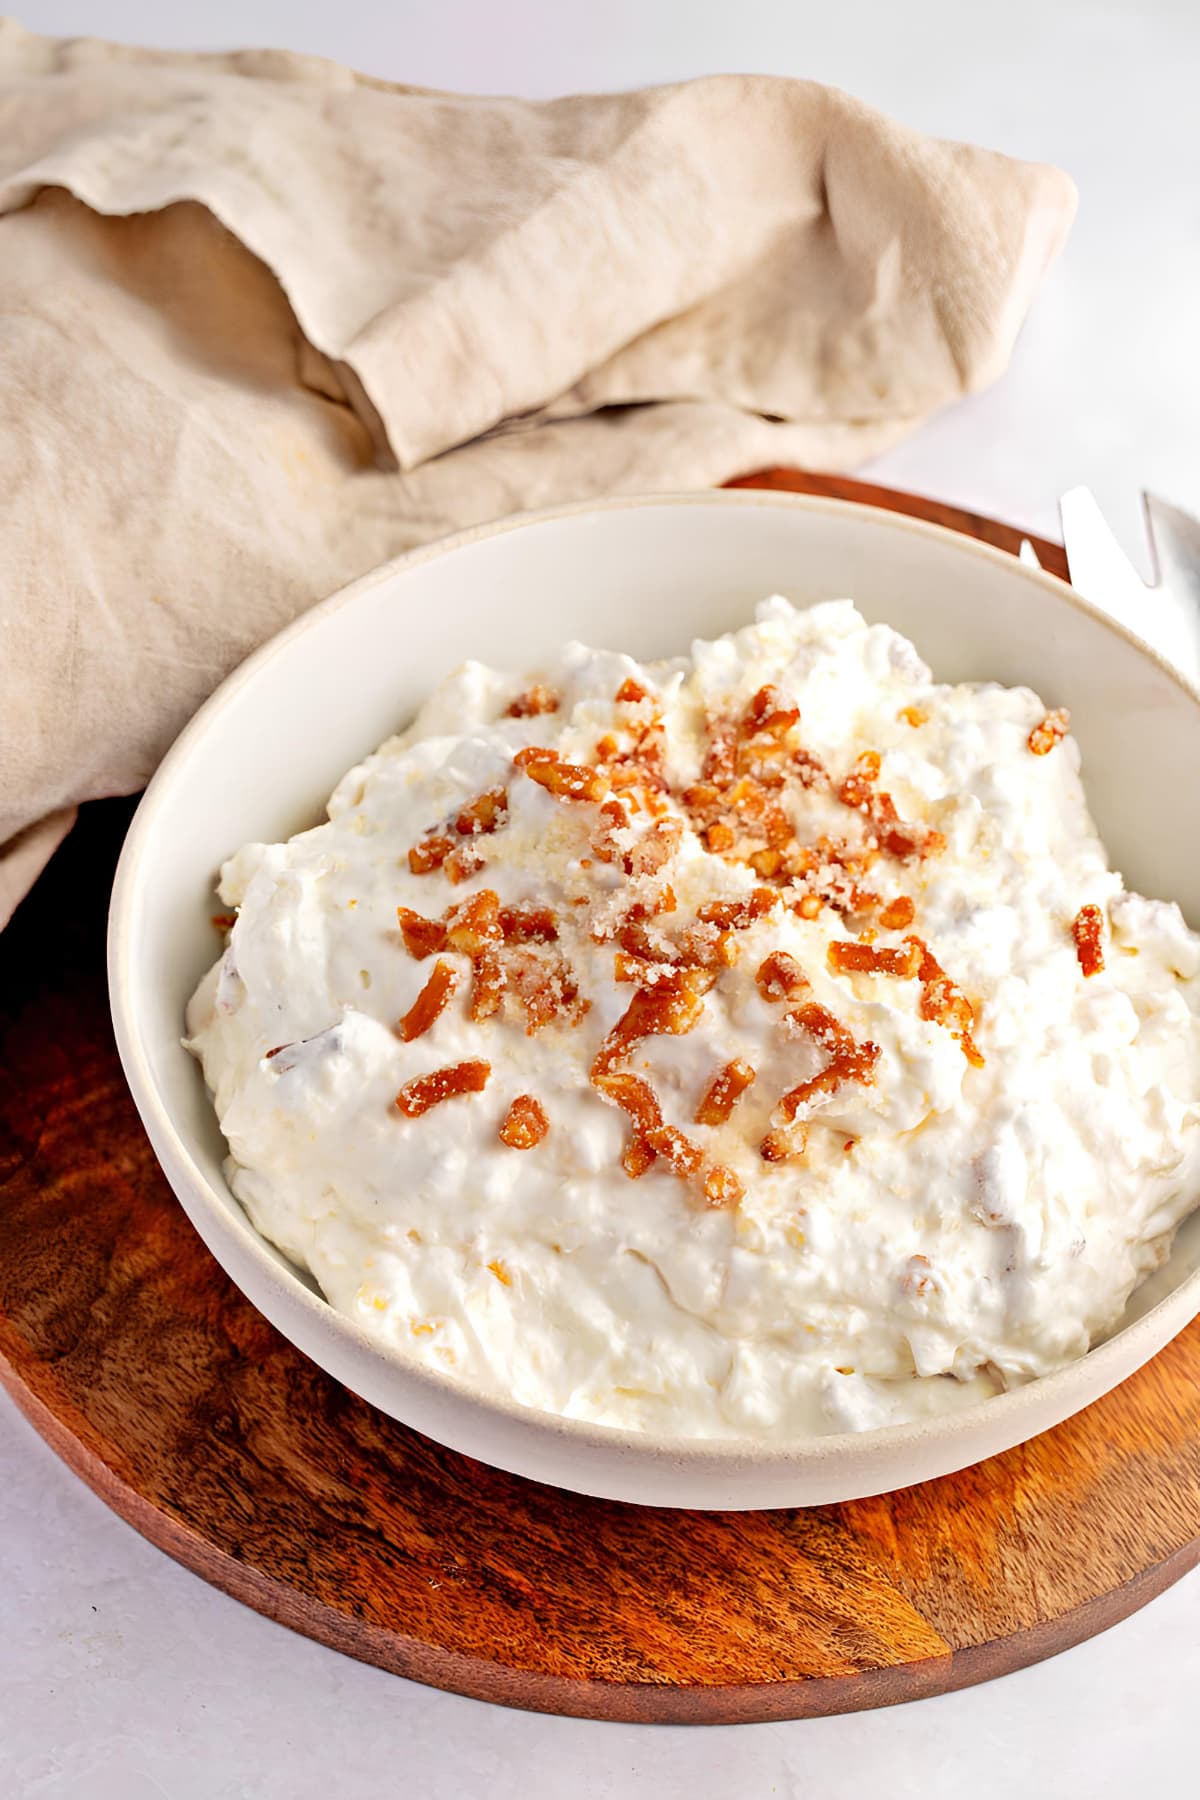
[186,600,1200,1438]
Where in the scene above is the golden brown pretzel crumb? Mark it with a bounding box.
[506,684,559,718]
[499,1093,550,1149]
[1073,904,1105,977]
[454,786,508,836]
[514,746,607,802]
[879,894,916,930]
[408,832,456,875]
[772,1003,881,1130]
[702,1165,744,1208]
[396,959,459,1042]
[498,904,558,943]
[911,937,985,1067]
[695,1058,757,1125]
[1029,708,1070,755]
[755,951,809,1002]
[396,905,449,959]
[828,938,923,979]
[741,684,800,738]
[395,1059,491,1117]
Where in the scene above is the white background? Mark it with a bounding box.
[4,2,1199,1795]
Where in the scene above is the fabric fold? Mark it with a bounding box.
[0,19,1076,926]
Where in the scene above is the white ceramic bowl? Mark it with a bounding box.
[108,491,1200,1509]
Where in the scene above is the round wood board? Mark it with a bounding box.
[3,471,1199,1726]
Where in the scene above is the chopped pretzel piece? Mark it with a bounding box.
[506,684,559,718]
[742,684,800,738]
[703,1165,744,1209]
[756,951,809,1002]
[828,939,923,979]
[696,887,776,931]
[775,1003,881,1123]
[445,888,503,955]
[498,905,558,943]
[911,937,984,1067]
[1029,708,1070,755]
[514,746,607,802]
[396,906,448,959]
[591,968,715,1079]
[837,755,945,864]
[647,1125,704,1179]
[454,787,508,836]
[396,960,459,1042]
[1073,904,1105,978]
[469,949,507,1021]
[408,833,456,875]
[499,1093,550,1149]
[444,844,485,884]
[395,1060,490,1117]
[879,895,915,930]
[695,1058,757,1126]
[761,1124,808,1163]
[623,1133,657,1179]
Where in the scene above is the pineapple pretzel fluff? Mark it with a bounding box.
[187,599,1200,1438]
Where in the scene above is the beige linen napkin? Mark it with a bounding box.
[0,20,1076,924]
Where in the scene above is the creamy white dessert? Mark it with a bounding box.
[186,599,1200,1439]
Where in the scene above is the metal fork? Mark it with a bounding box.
[1057,488,1200,686]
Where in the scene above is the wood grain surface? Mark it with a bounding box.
[1,473,1196,1725]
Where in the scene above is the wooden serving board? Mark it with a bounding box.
[2,471,1198,1726]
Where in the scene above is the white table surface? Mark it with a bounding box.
[4,2,1198,1794]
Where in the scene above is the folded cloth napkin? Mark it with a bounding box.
[0,20,1076,925]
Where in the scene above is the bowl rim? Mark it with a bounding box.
[108,486,1200,1469]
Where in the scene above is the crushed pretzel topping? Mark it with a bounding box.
[409,785,509,877]
[695,1057,757,1126]
[408,832,456,876]
[395,1059,490,1117]
[389,657,984,1205]
[836,751,946,863]
[1073,903,1105,978]
[505,683,559,718]
[1029,708,1070,755]
[773,1002,881,1128]
[622,1131,657,1179]
[755,951,810,1002]
[396,959,459,1042]
[761,1123,808,1164]
[702,1164,745,1209]
[911,937,985,1067]
[828,938,923,980]
[879,895,916,930]
[591,968,715,1080]
[498,904,559,943]
[454,787,508,836]
[444,844,485,884]
[498,1093,550,1149]
[445,888,503,957]
[396,905,449,959]
[697,887,776,931]
[596,1068,740,1204]
[514,745,607,803]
